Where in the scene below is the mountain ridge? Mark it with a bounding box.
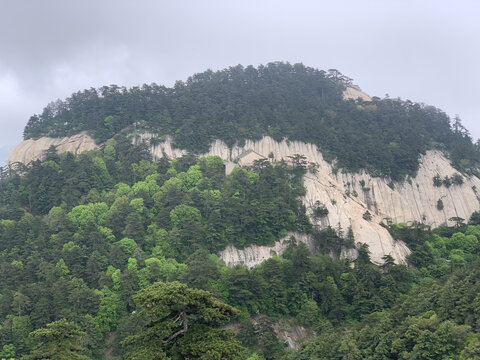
[21,62,479,180]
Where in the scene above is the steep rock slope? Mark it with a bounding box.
[8,131,98,165]
[343,84,372,102]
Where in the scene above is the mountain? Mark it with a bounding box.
[2,63,480,359]
[8,63,480,265]
[20,62,480,180]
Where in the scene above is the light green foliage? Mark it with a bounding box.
[170,204,202,228]
[103,144,116,162]
[55,259,69,276]
[465,225,480,238]
[85,188,101,203]
[202,189,221,200]
[110,268,122,291]
[129,198,145,214]
[115,183,132,198]
[0,344,16,359]
[460,333,480,359]
[0,219,15,232]
[131,160,158,181]
[449,249,467,266]
[5,126,480,360]
[41,160,61,172]
[145,224,173,256]
[132,173,161,197]
[246,354,265,360]
[93,287,124,335]
[11,260,23,269]
[447,232,479,253]
[62,241,81,253]
[430,234,448,258]
[127,257,138,272]
[390,314,463,359]
[296,299,320,327]
[104,115,115,128]
[67,202,108,231]
[114,238,138,257]
[141,257,186,283]
[177,165,203,191]
[98,226,116,242]
[155,177,182,200]
[198,155,224,169]
[231,167,259,185]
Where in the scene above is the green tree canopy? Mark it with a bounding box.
[22,319,89,360]
[122,281,244,360]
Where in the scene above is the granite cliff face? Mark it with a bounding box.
[8,132,98,165]
[219,232,316,269]
[9,132,480,266]
[148,135,480,264]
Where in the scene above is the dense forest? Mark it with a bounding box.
[0,135,480,359]
[23,62,480,180]
[2,63,480,358]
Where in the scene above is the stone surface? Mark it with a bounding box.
[219,232,316,269]
[8,132,98,165]
[343,84,372,102]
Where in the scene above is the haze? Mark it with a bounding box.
[1,0,479,165]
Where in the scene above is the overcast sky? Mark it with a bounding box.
[1,0,479,165]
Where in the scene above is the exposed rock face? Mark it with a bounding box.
[220,232,316,268]
[8,132,98,165]
[9,132,480,266]
[343,84,372,102]
[147,135,480,265]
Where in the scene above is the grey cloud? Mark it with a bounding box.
[1,0,479,164]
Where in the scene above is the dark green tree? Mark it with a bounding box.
[22,319,89,360]
[122,281,244,360]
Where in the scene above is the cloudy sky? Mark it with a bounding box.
[1,0,479,164]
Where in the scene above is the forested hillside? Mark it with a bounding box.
[2,63,480,359]
[23,63,480,180]
[1,134,480,358]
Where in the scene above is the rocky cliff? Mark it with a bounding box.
[146,135,480,265]
[343,84,372,102]
[9,132,480,266]
[8,132,98,165]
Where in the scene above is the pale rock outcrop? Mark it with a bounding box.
[343,84,372,102]
[220,232,316,268]
[8,132,98,165]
